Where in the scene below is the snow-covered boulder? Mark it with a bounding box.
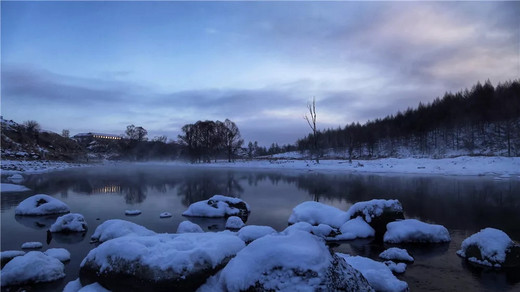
[44,248,71,262]
[333,216,376,240]
[80,232,245,291]
[225,216,245,230]
[182,195,250,218]
[456,228,520,268]
[384,219,450,243]
[15,194,70,216]
[337,253,408,292]
[1,250,25,268]
[288,201,348,228]
[125,209,141,216]
[379,248,414,262]
[50,213,88,233]
[64,279,110,292]
[384,261,407,274]
[90,219,155,243]
[21,241,43,249]
[1,251,65,287]
[345,199,404,238]
[237,225,277,243]
[283,221,339,239]
[200,231,374,291]
[1,183,30,192]
[7,173,24,183]
[177,220,204,233]
[159,212,172,218]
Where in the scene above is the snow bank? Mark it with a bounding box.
[204,231,373,291]
[90,219,155,243]
[1,251,65,287]
[1,183,30,192]
[177,220,204,233]
[44,248,71,262]
[384,261,407,274]
[125,209,141,216]
[182,195,250,218]
[225,216,245,229]
[337,253,408,292]
[384,219,451,243]
[15,194,70,216]
[334,216,376,240]
[456,228,517,267]
[288,201,348,228]
[21,241,43,249]
[50,213,88,233]
[345,199,403,223]
[237,225,277,243]
[159,212,172,218]
[379,248,414,262]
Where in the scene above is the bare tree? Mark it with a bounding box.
[304,97,319,163]
[62,129,70,138]
[24,120,41,134]
[223,119,244,162]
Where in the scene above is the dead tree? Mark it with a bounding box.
[304,97,319,163]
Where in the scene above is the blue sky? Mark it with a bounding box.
[2,1,519,145]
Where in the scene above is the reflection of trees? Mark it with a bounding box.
[177,171,244,206]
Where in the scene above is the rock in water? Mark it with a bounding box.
[384,219,450,243]
[1,251,65,287]
[345,199,404,240]
[90,219,156,243]
[50,213,88,233]
[15,194,70,216]
[225,216,245,230]
[182,195,250,219]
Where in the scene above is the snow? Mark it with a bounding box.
[90,219,156,243]
[182,195,250,218]
[15,194,70,216]
[334,216,376,240]
[207,231,371,291]
[237,225,277,243]
[159,212,172,218]
[125,209,142,216]
[0,251,65,287]
[384,261,407,274]
[49,213,88,233]
[456,227,514,267]
[1,250,26,263]
[345,199,403,223]
[7,173,24,183]
[379,248,414,262]
[21,241,43,249]
[384,219,451,243]
[1,159,89,174]
[64,279,83,292]
[337,253,408,292]
[225,216,245,229]
[1,183,30,192]
[63,279,110,292]
[177,220,204,233]
[283,221,314,234]
[44,248,71,262]
[81,232,245,275]
[288,201,349,228]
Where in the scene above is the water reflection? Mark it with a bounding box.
[15,214,60,230]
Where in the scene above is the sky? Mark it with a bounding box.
[1,1,519,146]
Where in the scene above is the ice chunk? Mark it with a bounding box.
[44,248,70,262]
[177,220,204,233]
[384,219,450,243]
[50,213,88,233]
[15,194,70,216]
[225,216,245,229]
[288,201,348,228]
[90,219,155,243]
[237,225,277,243]
[337,253,408,292]
[0,251,65,287]
[21,241,43,249]
[182,195,250,218]
[379,247,414,262]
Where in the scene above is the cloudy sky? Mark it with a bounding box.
[2,1,519,145]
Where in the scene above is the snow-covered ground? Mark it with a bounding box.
[1,159,91,174]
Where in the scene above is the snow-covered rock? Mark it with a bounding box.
[182,195,250,218]
[237,225,277,243]
[384,219,451,243]
[159,212,172,218]
[63,278,83,292]
[80,232,245,291]
[1,251,65,287]
[288,201,348,228]
[49,213,88,233]
[1,183,30,192]
[384,261,407,274]
[7,173,24,183]
[90,219,155,243]
[63,279,110,292]
[15,194,70,216]
[225,216,245,229]
[1,250,25,267]
[201,231,374,292]
[337,253,408,292]
[44,248,71,262]
[345,199,404,238]
[177,220,204,233]
[379,248,414,262]
[21,241,43,249]
[456,228,520,268]
[125,209,142,216]
[283,221,314,234]
[333,216,376,240]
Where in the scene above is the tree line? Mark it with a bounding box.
[297,79,520,158]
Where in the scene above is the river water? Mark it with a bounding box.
[1,164,519,291]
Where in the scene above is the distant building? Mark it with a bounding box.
[73,132,122,143]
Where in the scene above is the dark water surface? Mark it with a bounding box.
[1,164,519,291]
